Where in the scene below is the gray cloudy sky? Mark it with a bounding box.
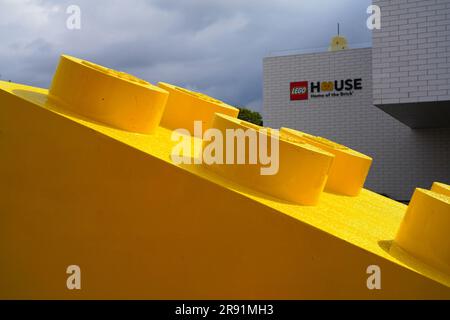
[0,0,372,111]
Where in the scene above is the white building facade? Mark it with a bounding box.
[263,0,450,201]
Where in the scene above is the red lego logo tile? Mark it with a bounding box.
[290,81,309,101]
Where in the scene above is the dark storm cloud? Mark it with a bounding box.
[0,0,372,111]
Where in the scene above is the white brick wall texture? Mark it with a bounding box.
[372,0,450,104]
[263,48,450,200]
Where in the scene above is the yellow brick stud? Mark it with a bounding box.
[431,182,450,197]
[48,55,169,134]
[158,82,239,137]
[280,127,372,196]
[203,114,335,205]
[395,188,450,275]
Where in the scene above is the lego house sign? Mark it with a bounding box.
[290,79,363,101]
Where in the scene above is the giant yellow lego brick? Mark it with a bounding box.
[0,56,449,299]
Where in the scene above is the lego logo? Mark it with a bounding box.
[290,81,309,101]
[292,87,306,94]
